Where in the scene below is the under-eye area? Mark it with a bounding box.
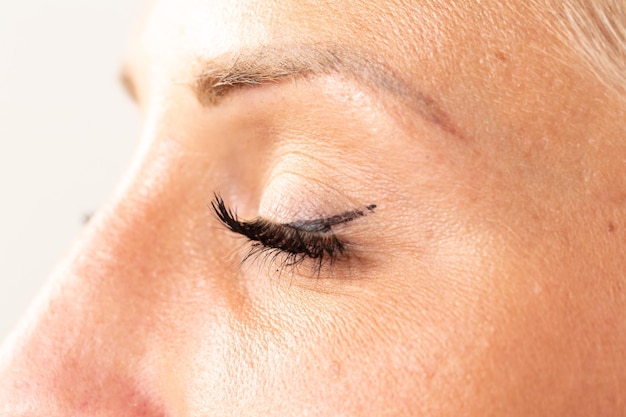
[211,193,376,277]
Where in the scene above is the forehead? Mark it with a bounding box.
[131,0,551,97]
[128,0,585,153]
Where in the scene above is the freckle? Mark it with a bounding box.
[494,51,509,62]
[608,222,616,233]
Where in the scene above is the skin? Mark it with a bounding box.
[1,0,625,415]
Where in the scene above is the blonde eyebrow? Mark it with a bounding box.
[194,45,342,105]
[193,44,463,138]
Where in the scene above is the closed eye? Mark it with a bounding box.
[211,193,376,275]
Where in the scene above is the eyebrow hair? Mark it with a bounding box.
[193,44,463,138]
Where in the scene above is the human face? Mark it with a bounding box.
[1,0,625,415]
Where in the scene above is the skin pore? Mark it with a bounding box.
[1,0,625,416]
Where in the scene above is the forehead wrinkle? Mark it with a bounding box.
[192,44,463,138]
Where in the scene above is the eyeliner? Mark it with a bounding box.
[285,204,377,233]
[211,193,376,271]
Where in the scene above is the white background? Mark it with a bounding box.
[0,1,144,341]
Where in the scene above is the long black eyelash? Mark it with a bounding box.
[211,194,376,272]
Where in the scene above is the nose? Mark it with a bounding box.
[0,138,229,416]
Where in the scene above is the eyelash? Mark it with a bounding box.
[211,194,376,275]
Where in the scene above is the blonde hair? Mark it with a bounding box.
[559,0,626,101]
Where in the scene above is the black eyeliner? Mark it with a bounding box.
[211,193,376,272]
[285,205,377,233]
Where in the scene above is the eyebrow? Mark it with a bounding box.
[192,44,462,138]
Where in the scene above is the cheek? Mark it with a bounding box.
[148,270,503,417]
